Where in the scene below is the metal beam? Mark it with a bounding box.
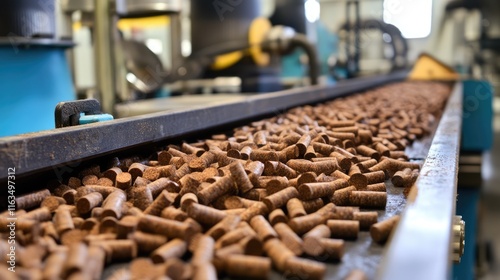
[377,82,463,280]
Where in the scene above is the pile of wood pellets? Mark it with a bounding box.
[1,82,451,280]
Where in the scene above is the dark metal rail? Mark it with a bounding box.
[0,71,407,181]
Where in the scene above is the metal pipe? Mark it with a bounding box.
[94,0,116,114]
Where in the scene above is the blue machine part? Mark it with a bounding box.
[281,22,338,84]
[79,113,114,125]
[0,47,75,137]
[461,80,493,151]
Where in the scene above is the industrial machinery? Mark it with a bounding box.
[0,1,495,279]
[0,70,481,279]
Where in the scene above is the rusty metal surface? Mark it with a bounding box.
[377,82,463,280]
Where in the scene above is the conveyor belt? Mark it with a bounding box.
[0,73,462,280]
[0,72,407,183]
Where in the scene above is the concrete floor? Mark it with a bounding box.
[479,99,500,279]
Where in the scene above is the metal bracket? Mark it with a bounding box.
[54,99,102,128]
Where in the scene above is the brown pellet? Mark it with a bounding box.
[102,167,122,183]
[250,215,278,242]
[327,220,359,239]
[345,269,368,280]
[223,255,271,279]
[302,198,325,213]
[350,191,387,209]
[268,208,288,226]
[129,163,148,180]
[54,207,75,235]
[16,189,51,210]
[41,196,66,213]
[76,192,103,214]
[101,190,126,219]
[129,231,167,254]
[143,190,175,216]
[283,257,326,280]
[392,168,419,188]
[366,182,386,192]
[353,211,378,231]
[288,213,327,235]
[138,214,198,240]
[299,178,348,200]
[63,243,87,277]
[115,172,132,189]
[193,262,218,280]
[205,214,241,240]
[274,223,303,256]
[161,206,188,221]
[215,226,256,249]
[197,176,235,205]
[370,215,400,244]
[263,238,295,271]
[93,239,138,263]
[286,198,307,218]
[229,161,254,193]
[43,249,67,280]
[331,186,356,206]
[262,187,299,211]
[304,237,344,261]
[187,203,227,227]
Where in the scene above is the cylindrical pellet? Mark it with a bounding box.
[76,192,103,214]
[370,215,400,244]
[350,191,387,209]
[262,187,299,211]
[16,189,51,210]
[327,220,359,239]
[250,215,278,242]
[286,198,307,218]
[229,161,254,193]
[353,211,378,231]
[288,213,327,235]
[197,176,235,205]
[223,255,271,279]
[273,223,303,256]
[283,257,326,280]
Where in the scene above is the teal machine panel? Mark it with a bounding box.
[0,47,75,137]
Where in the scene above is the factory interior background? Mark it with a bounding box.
[1,0,500,279]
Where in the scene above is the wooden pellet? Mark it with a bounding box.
[273,223,303,256]
[331,186,356,206]
[299,179,348,200]
[193,262,218,280]
[197,176,235,205]
[263,238,295,271]
[302,198,325,213]
[76,192,103,214]
[101,190,126,219]
[353,211,378,231]
[288,213,327,235]
[250,215,278,242]
[286,198,307,218]
[370,215,400,244]
[229,161,254,193]
[223,255,271,279]
[161,206,188,221]
[283,257,326,280]
[16,189,51,210]
[327,220,359,239]
[63,243,87,277]
[143,190,175,216]
[262,187,299,211]
[54,207,75,235]
[392,168,419,188]
[350,191,387,209]
[345,269,368,280]
[205,214,240,240]
[41,196,66,213]
[138,214,198,240]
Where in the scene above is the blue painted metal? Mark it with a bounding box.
[461,80,493,151]
[79,113,114,125]
[0,47,75,137]
[453,188,479,280]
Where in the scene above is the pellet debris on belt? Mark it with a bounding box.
[1,81,451,280]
